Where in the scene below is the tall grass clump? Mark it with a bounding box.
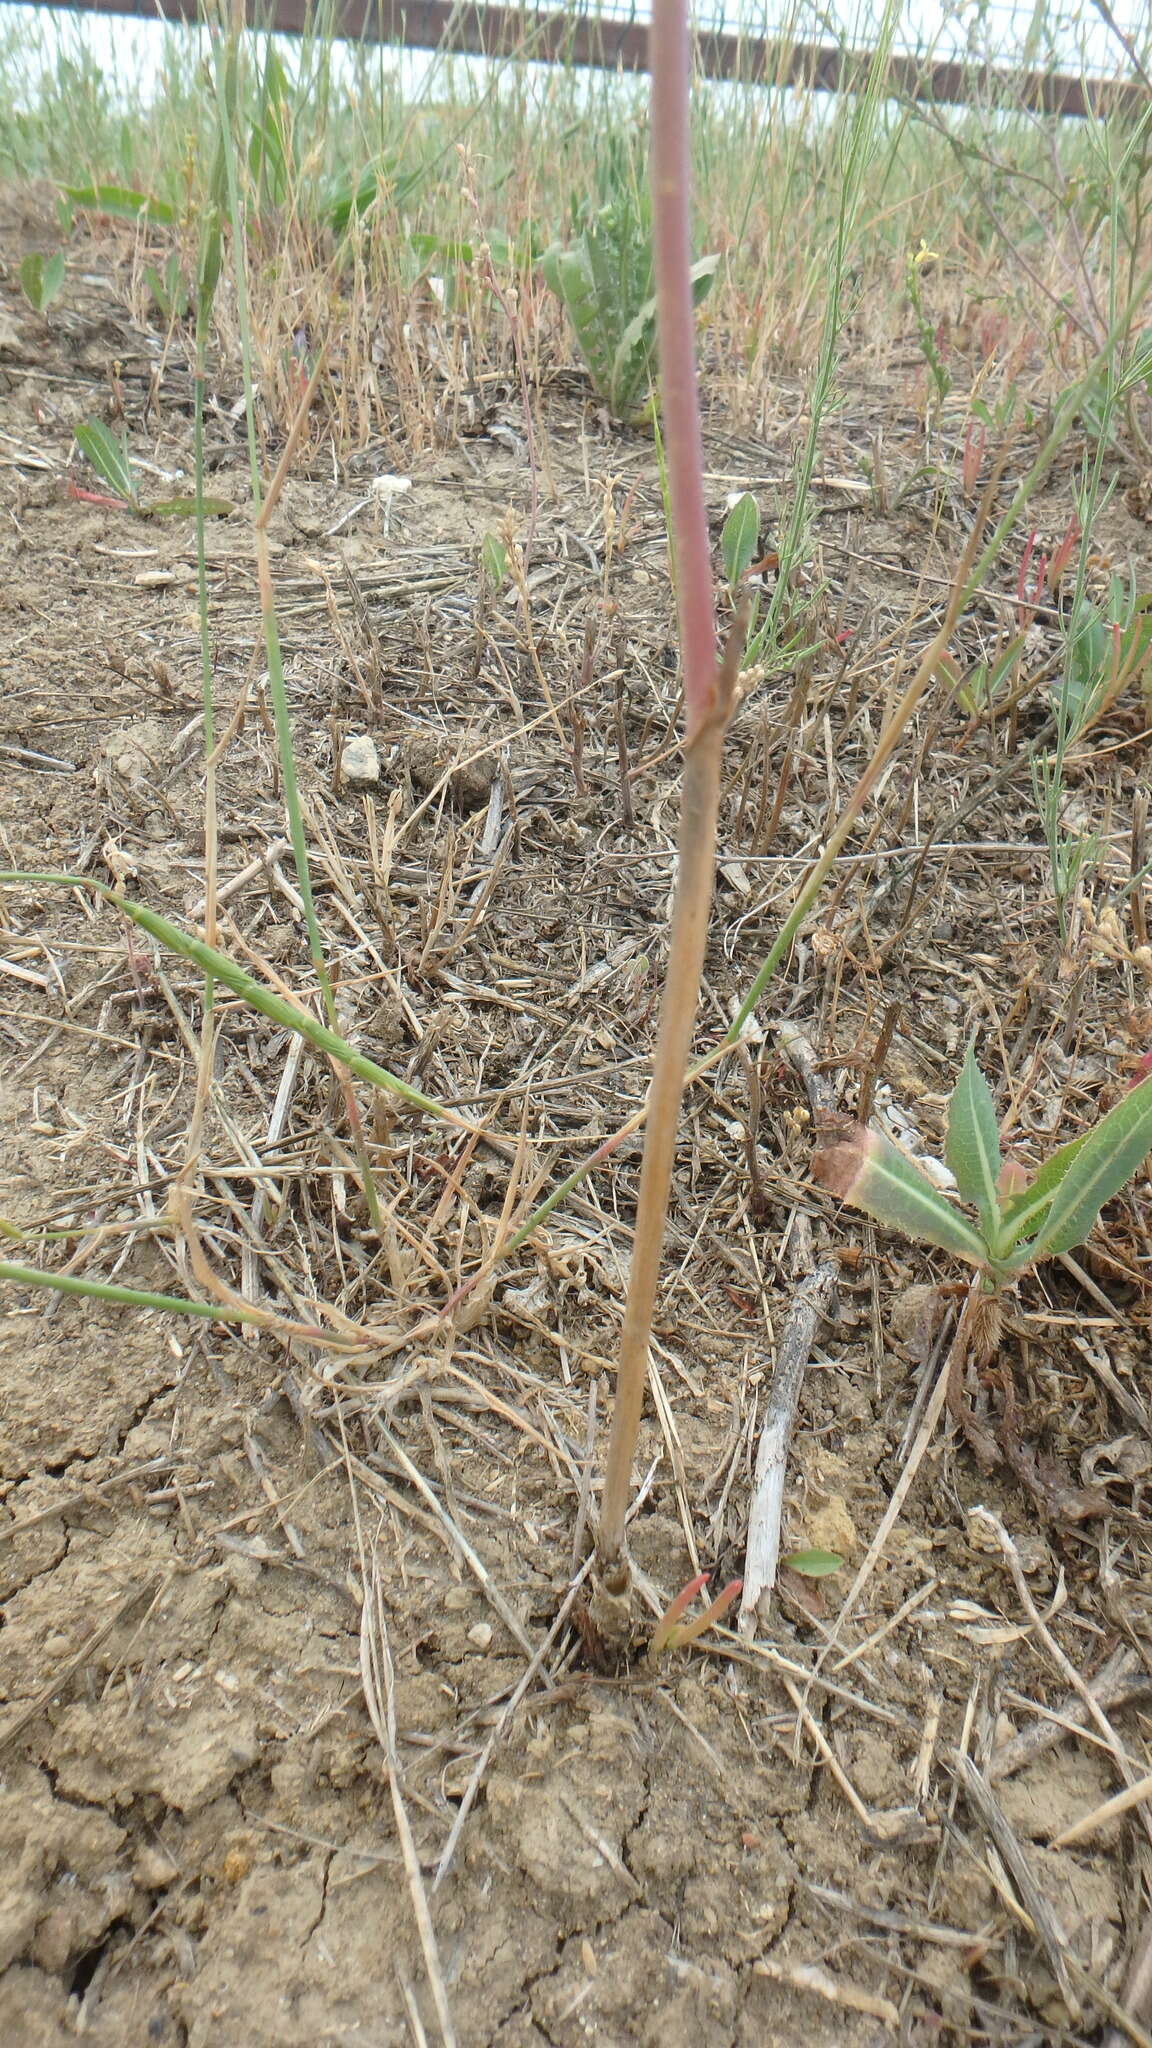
[5,0,1148,451]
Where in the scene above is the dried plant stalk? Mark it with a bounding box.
[588,0,744,1651]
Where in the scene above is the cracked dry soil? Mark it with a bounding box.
[0,1318,902,2048]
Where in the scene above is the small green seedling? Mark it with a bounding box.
[541,198,717,424]
[145,250,190,325]
[814,1044,1152,1291]
[19,251,65,315]
[75,419,139,505]
[73,420,230,520]
[949,632,1029,718]
[479,530,508,591]
[1059,575,1152,730]
[780,1549,842,1578]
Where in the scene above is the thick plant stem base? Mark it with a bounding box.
[577,1558,641,1672]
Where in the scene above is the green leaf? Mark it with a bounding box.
[541,201,663,423]
[945,1046,1003,1238]
[196,214,223,335]
[74,421,137,505]
[480,532,508,589]
[993,1125,1094,1248]
[611,295,659,419]
[249,45,292,207]
[0,1258,265,1326]
[721,493,760,588]
[688,251,721,306]
[145,251,189,324]
[780,1549,842,1577]
[1025,1071,1152,1261]
[410,233,474,264]
[813,1123,989,1266]
[542,240,620,404]
[327,159,425,235]
[19,249,65,313]
[1119,329,1152,398]
[961,631,1027,713]
[62,183,175,226]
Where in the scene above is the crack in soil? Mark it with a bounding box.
[299,1848,333,1949]
[503,1928,571,2048]
[1,1518,72,1601]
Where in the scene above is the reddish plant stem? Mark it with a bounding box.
[650,0,718,742]
[592,0,739,1603]
[595,695,732,1575]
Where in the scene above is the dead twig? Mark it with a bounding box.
[739,1256,838,1636]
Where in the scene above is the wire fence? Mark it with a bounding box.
[551,0,1145,74]
[11,0,1152,115]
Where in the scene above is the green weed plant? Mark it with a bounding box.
[814,1044,1152,1293]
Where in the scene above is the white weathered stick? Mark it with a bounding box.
[739,1256,838,1636]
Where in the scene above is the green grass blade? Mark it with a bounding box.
[0,1258,263,1325]
[0,873,460,1127]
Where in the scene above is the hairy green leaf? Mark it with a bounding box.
[813,1123,989,1265]
[945,1046,1003,1237]
[62,183,175,225]
[19,250,65,313]
[480,532,508,589]
[74,421,137,505]
[780,1549,842,1577]
[542,216,716,424]
[993,1125,1094,1249]
[1025,1071,1152,1261]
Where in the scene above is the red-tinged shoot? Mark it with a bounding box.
[997,1155,1030,1196]
[650,1574,744,1657]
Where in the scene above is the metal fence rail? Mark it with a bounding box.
[16,0,1152,118]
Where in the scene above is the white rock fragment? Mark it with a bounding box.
[341,733,381,790]
[467,1622,493,1651]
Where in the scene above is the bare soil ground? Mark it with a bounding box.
[2,196,1151,2047]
